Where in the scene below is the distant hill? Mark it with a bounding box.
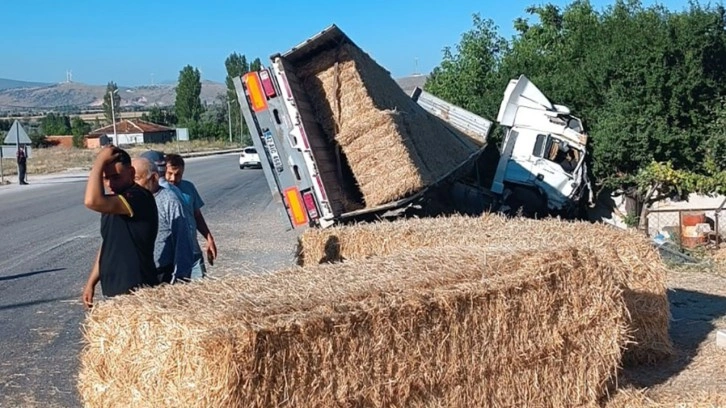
[0,78,51,91]
[0,75,428,111]
[0,81,228,110]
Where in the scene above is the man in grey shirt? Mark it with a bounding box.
[140,150,202,277]
[132,157,195,283]
[165,153,217,279]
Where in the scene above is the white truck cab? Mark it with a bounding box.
[492,75,592,216]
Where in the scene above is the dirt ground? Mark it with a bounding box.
[606,264,726,407]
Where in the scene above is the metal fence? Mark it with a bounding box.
[646,199,726,250]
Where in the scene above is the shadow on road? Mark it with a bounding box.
[621,288,726,387]
[0,268,66,282]
[0,295,78,311]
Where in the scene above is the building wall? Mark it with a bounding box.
[143,130,175,144]
[46,135,74,148]
[85,138,101,149]
[111,133,144,145]
[85,130,174,148]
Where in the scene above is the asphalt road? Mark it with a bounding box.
[0,153,299,407]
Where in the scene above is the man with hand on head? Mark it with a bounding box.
[82,146,159,309]
[132,156,195,284]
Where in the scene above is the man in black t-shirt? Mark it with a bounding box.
[82,146,160,309]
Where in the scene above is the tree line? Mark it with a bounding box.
[134,54,262,145]
[424,0,726,223]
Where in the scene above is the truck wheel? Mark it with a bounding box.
[505,187,548,218]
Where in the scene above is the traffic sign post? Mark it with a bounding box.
[3,120,32,184]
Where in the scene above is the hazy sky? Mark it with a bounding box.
[0,0,693,86]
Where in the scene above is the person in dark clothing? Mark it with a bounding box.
[82,146,160,309]
[17,146,27,185]
[559,150,577,174]
[99,134,111,147]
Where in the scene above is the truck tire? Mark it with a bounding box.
[504,186,548,218]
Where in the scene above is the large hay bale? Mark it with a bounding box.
[295,42,481,207]
[605,387,726,407]
[78,246,627,408]
[297,213,673,365]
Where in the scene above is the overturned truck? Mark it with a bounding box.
[233,24,592,229]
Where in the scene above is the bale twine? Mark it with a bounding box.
[296,213,673,365]
[78,246,627,408]
[295,42,481,207]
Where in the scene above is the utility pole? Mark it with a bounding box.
[110,89,118,145]
[227,99,233,143]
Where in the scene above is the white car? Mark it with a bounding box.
[239,147,261,169]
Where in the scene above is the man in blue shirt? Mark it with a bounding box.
[164,153,217,279]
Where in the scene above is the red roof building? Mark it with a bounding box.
[86,119,175,148]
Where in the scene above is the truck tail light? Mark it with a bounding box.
[243,72,268,112]
[259,69,277,98]
[302,191,319,220]
[284,187,308,227]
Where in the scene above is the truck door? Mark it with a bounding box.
[530,134,578,207]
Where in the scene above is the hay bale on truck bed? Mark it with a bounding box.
[78,246,627,408]
[297,214,673,366]
[294,41,481,208]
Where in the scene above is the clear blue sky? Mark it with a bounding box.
[0,0,695,86]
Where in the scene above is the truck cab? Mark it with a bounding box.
[492,75,592,217]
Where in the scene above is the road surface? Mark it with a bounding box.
[0,153,300,407]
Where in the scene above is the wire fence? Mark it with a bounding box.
[646,205,726,250]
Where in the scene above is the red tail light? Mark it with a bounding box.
[302,191,319,220]
[259,70,277,98]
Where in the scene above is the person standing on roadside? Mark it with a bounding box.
[165,153,217,279]
[17,146,27,185]
[81,146,159,309]
[132,157,194,283]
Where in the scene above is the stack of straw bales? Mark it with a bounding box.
[78,246,628,408]
[295,42,482,207]
[296,213,673,365]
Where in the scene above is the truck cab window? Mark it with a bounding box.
[533,134,547,157]
[533,134,580,174]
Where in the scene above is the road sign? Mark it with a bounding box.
[3,120,32,145]
[1,145,32,158]
[176,128,189,141]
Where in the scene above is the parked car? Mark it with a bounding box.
[239,147,261,169]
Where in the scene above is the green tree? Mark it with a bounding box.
[175,65,203,125]
[424,14,509,121]
[29,130,47,148]
[428,2,726,217]
[102,82,121,124]
[40,113,71,135]
[224,52,250,141]
[250,57,262,72]
[71,117,91,148]
[141,106,177,126]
